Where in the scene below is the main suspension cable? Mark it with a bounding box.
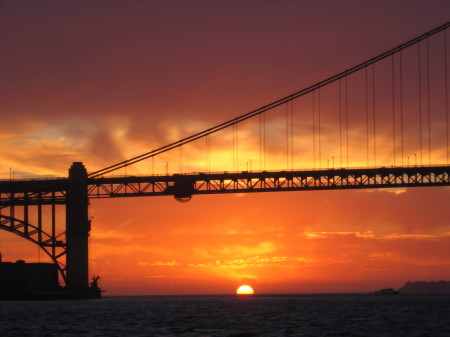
[88,22,449,178]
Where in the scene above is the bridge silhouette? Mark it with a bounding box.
[1,22,449,296]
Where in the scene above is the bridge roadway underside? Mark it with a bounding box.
[87,166,450,200]
[1,166,449,205]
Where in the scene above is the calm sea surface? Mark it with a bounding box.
[1,294,450,336]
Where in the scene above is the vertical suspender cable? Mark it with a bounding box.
[445,29,449,164]
[418,41,423,165]
[263,112,266,170]
[339,79,343,168]
[179,145,182,173]
[205,135,210,173]
[345,76,349,168]
[313,91,316,169]
[232,125,235,171]
[427,38,432,165]
[259,114,263,170]
[318,89,322,169]
[233,124,238,171]
[291,100,294,170]
[365,67,370,167]
[152,157,154,175]
[400,50,404,167]
[286,103,289,169]
[373,64,377,167]
[236,124,238,171]
[392,55,396,166]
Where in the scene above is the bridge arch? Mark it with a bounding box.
[0,215,67,284]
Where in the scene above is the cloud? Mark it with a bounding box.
[304,231,450,240]
[216,242,275,256]
[187,255,312,270]
[138,261,178,267]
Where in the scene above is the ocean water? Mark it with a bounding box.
[1,294,450,336]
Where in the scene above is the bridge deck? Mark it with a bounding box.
[1,166,449,206]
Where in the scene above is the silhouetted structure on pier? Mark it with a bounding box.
[0,259,59,299]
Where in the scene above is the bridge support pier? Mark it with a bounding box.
[66,162,90,291]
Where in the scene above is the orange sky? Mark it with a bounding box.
[1,0,450,295]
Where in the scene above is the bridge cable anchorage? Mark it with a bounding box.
[87,21,450,178]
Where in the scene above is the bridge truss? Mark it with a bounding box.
[87,166,450,199]
[0,181,67,282]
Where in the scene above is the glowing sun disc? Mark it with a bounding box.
[236,285,254,295]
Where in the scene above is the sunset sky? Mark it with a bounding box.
[1,0,450,295]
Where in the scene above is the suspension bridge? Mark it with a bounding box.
[1,22,449,296]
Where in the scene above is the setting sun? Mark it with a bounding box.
[236,285,254,295]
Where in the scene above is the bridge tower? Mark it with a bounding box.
[66,162,90,291]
